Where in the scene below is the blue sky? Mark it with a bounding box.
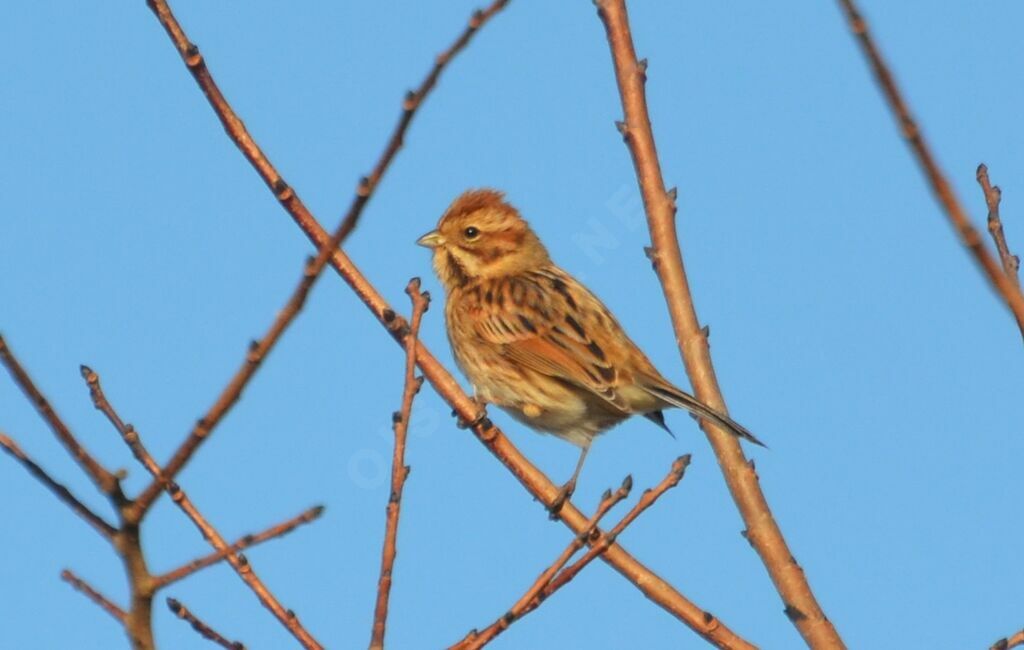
[2,2,1023,648]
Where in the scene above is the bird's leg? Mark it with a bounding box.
[455,394,489,429]
[548,442,591,518]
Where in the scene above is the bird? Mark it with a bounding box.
[417,189,762,510]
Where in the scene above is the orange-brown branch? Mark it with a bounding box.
[594,1,844,647]
[61,569,127,624]
[167,598,246,650]
[835,0,1024,338]
[145,2,754,646]
[369,279,429,650]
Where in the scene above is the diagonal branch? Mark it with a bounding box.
[153,505,325,590]
[452,475,634,650]
[594,1,844,647]
[167,598,246,650]
[134,0,510,519]
[835,0,1024,337]
[0,432,117,540]
[0,335,122,497]
[977,164,1020,289]
[61,568,127,623]
[145,3,754,646]
[369,279,429,650]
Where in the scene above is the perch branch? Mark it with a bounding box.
[167,598,246,650]
[154,505,324,590]
[452,474,634,650]
[61,569,127,623]
[134,0,509,518]
[0,334,122,497]
[0,431,116,540]
[977,164,1020,288]
[595,0,843,647]
[835,0,1024,336]
[369,279,429,650]
[145,2,753,646]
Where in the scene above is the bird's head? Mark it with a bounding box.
[417,189,550,290]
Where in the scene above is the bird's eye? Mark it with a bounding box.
[463,226,480,240]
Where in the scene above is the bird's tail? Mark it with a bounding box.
[642,383,766,448]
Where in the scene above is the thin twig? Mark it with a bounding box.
[134,0,509,519]
[0,335,121,497]
[594,1,844,647]
[167,598,246,650]
[88,365,322,649]
[992,629,1024,650]
[835,0,1024,337]
[154,505,325,590]
[453,475,634,650]
[977,164,1020,288]
[61,569,127,623]
[145,2,753,646]
[369,279,429,650]
[0,432,117,540]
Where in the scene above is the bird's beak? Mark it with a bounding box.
[416,230,445,249]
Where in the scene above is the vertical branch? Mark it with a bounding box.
[835,0,1024,336]
[594,1,845,648]
[369,279,429,650]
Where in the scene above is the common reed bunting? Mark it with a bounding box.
[418,190,762,509]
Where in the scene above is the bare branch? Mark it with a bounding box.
[835,0,1024,337]
[144,1,753,646]
[453,475,633,650]
[154,505,325,590]
[61,569,126,623]
[167,598,246,650]
[594,1,843,647]
[0,335,121,497]
[977,164,1020,288]
[0,432,117,540]
[369,280,429,650]
[992,629,1024,650]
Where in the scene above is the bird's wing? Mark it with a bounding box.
[468,271,630,412]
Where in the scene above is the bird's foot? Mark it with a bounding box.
[454,398,488,430]
[547,478,577,520]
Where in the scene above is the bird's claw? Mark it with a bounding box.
[547,479,577,520]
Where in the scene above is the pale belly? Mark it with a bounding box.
[449,331,627,447]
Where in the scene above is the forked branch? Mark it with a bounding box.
[595,0,844,647]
